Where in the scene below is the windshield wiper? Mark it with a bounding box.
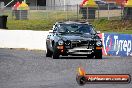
[70,31,82,34]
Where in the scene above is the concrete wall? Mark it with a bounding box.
[0,29,48,50]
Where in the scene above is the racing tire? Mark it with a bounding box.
[53,52,60,59]
[52,45,60,59]
[95,50,102,59]
[46,45,52,57]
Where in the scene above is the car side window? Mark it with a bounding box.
[52,24,58,32]
[52,25,56,30]
[54,27,59,32]
[56,26,61,33]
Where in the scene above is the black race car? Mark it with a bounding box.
[46,21,102,59]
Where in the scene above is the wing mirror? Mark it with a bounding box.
[96,31,101,34]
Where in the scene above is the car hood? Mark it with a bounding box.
[61,33,95,41]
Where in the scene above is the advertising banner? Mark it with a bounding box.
[101,33,132,56]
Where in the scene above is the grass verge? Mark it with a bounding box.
[7,19,132,34]
[6,11,132,34]
[91,19,132,34]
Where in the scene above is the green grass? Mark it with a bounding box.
[91,19,132,34]
[7,11,81,30]
[7,20,54,30]
[6,11,132,34]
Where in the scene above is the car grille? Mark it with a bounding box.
[65,40,95,49]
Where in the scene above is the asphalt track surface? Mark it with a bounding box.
[0,48,132,88]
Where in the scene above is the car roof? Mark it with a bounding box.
[55,21,91,25]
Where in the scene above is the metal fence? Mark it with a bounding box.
[1,4,124,21]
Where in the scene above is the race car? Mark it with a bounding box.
[46,21,102,59]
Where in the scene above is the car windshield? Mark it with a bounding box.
[58,24,96,34]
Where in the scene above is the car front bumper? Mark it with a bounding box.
[57,45,102,55]
[67,47,93,55]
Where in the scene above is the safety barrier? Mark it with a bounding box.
[0,29,132,56]
[0,29,48,50]
[100,33,132,56]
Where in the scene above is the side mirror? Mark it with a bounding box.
[97,31,101,34]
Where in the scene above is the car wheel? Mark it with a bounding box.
[52,45,60,59]
[46,45,52,57]
[95,50,102,59]
[53,50,60,59]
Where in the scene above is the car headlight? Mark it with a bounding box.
[96,41,102,46]
[58,40,64,45]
